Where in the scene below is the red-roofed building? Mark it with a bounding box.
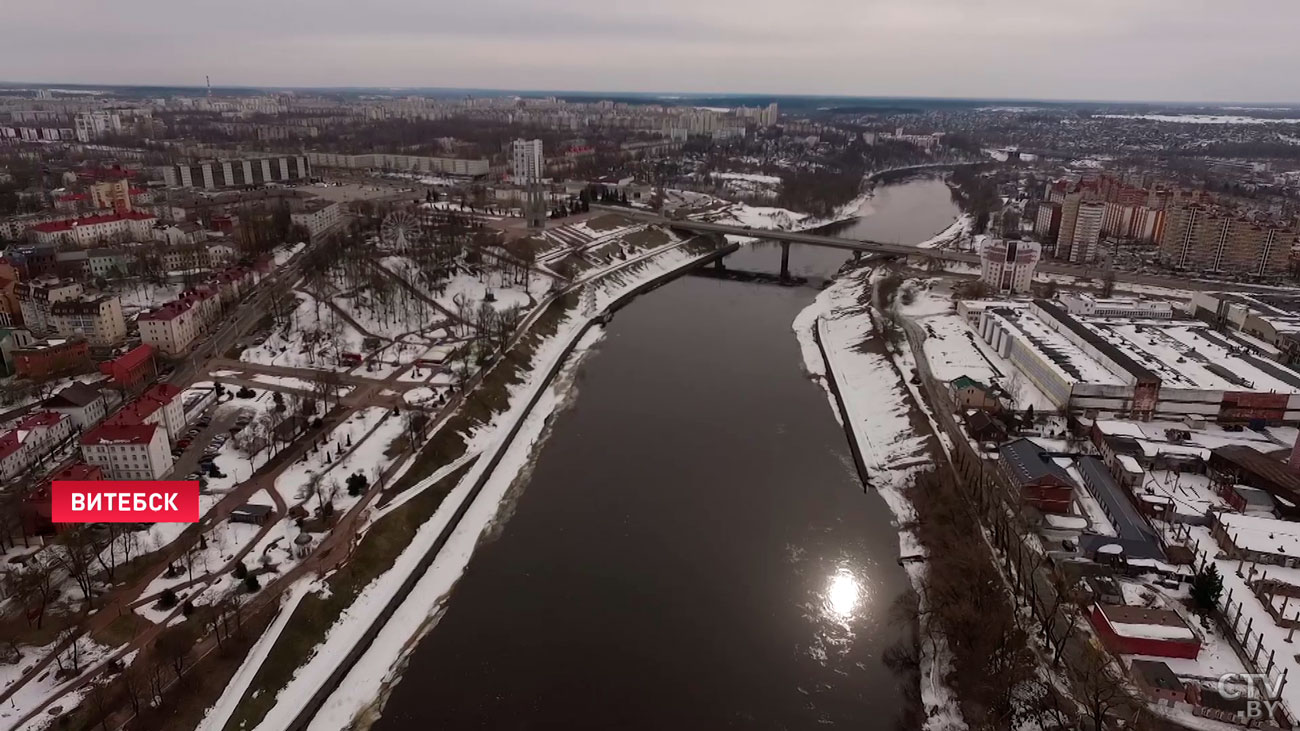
[106,382,184,440]
[1089,604,1201,659]
[30,211,156,248]
[0,411,73,480]
[81,422,172,479]
[98,343,156,389]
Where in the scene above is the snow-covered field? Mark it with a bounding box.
[0,640,128,731]
[1099,113,1300,125]
[269,407,400,510]
[241,291,368,370]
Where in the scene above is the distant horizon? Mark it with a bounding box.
[2,80,1299,109]
[8,1,1300,105]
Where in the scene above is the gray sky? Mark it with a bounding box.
[5,0,1300,103]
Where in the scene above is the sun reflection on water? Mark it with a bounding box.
[825,567,862,620]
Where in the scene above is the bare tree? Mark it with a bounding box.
[3,557,58,629]
[55,527,102,606]
[155,623,197,680]
[1075,642,1134,730]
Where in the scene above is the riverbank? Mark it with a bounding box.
[204,234,731,731]
[793,266,967,730]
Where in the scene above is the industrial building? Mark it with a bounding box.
[977,299,1300,423]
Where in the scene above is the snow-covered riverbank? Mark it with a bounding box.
[793,268,967,731]
[204,236,728,731]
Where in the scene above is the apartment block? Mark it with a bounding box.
[1158,204,1294,278]
[81,423,173,480]
[49,295,126,347]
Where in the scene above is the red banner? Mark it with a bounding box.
[51,481,200,523]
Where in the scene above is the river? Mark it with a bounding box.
[370,177,960,729]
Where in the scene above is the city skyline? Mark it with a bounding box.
[4,0,1300,104]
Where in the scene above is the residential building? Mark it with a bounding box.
[0,328,34,375]
[949,375,1002,411]
[0,411,74,480]
[1056,193,1083,259]
[1067,201,1104,264]
[290,199,343,239]
[138,299,203,356]
[304,151,489,177]
[1034,202,1061,243]
[98,343,156,389]
[979,238,1041,294]
[16,278,82,334]
[511,139,544,182]
[1158,204,1294,278]
[0,259,21,327]
[163,156,311,189]
[28,211,157,248]
[74,111,122,142]
[44,382,107,430]
[49,295,126,347]
[105,383,185,441]
[81,423,173,480]
[13,338,90,379]
[90,178,132,214]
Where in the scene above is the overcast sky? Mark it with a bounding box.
[4,0,1299,103]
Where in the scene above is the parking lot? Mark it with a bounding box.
[168,404,245,488]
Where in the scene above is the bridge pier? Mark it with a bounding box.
[713,257,726,271]
[779,242,791,282]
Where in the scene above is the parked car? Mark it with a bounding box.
[177,439,192,449]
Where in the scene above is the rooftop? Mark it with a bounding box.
[1095,603,1197,642]
[1130,659,1184,692]
[999,438,1074,487]
[82,423,158,446]
[30,211,156,233]
[1216,512,1300,557]
[45,382,103,409]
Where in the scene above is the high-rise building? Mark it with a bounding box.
[980,238,1041,294]
[1158,204,1294,278]
[511,139,544,182]
[1057,193,1083,260]
[74,111,122,142]
[1034,202,1061,242]
[1069,201,1105,264]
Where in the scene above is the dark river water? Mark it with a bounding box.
[371,177,959,730]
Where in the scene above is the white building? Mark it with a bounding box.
[49,295,126,347]
[290,200,343,239]
[0,411,74,480]
[28,211,157,248]
[105,383,186,441]
[980,238,1041,294]
[15,279,83,335]
[1057,293,1174,319]
[1068,201,1105,264]
[74,111,122,142]
[81,423,173,480]
[45,381,107,431]
[511,139,543,182]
